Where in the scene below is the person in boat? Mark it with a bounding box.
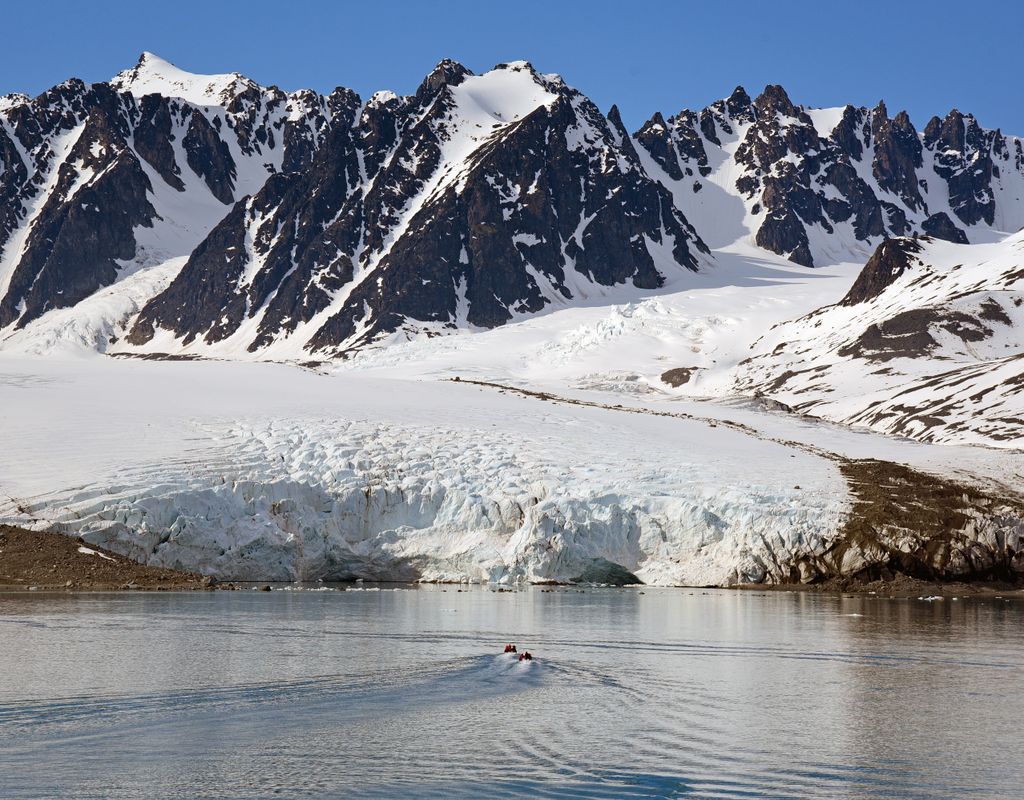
[504,643,517,653]
[518,651,533,661]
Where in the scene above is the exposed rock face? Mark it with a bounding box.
[840,238,923,305]
[3,54,1024,358]
[0,524,209,590]
[181,110,237,204]
[788,460,1024,584]
[0,82,158,328]
[0,119,31,255]
[871,104,925,212]
[128,61,707,355]
[838,308,960,362]
[924,110,998,226]
[634,86,1024,266]
[660,367,696,387]
[704,458,1024,586]
[922,211,969,243]
[126,90,366,349]
[573,558,642,585]
[132,94,185,191]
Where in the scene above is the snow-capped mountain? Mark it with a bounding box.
[2,54,1022,361]
[0,54,342,341]
[126,59,708,357]
[635,85,1024,266]
[2,55,1023,587]
[0,54,708,358]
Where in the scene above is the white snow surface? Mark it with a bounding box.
[111,52,255,107]
[805,106,847,139]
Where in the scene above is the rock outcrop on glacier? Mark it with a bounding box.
[735,231,1024,445]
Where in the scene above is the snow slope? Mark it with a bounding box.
[0,258,182,356]
[736,232,1024,445]
[330,245,856,398]
[111,52,255,106]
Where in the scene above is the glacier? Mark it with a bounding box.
[0,357,847,585]
[1,351,1019,585]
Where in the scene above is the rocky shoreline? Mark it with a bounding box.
[0,525,211,591]
[740,574,1024,599]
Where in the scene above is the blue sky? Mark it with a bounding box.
[2,0,1021,134]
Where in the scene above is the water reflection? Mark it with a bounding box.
[0,587,1021,799]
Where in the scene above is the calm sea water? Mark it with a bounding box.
[0,586,1021,799]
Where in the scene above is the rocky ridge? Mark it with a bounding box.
[2,55,1022,359]
[635,86,1024,267]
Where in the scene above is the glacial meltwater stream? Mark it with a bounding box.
[0,586,1021,799]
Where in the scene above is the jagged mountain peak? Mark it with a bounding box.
[839,237,923,306]
[923,107,989,141]
[111,51,258,106]
[725,86,753,113]
[492,60,540,75]
[367,89,400,107]
[892,109,914,128]
[606,103,625,123]
[0,92,30,112]
[415,58,474,99]
[631,80,1024,268]
[442,63,561,126]
[753,83,799,117]
[645,110,669,128]
[411,59,572,122]
[433,56,470,70]
[489,60,572,91]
